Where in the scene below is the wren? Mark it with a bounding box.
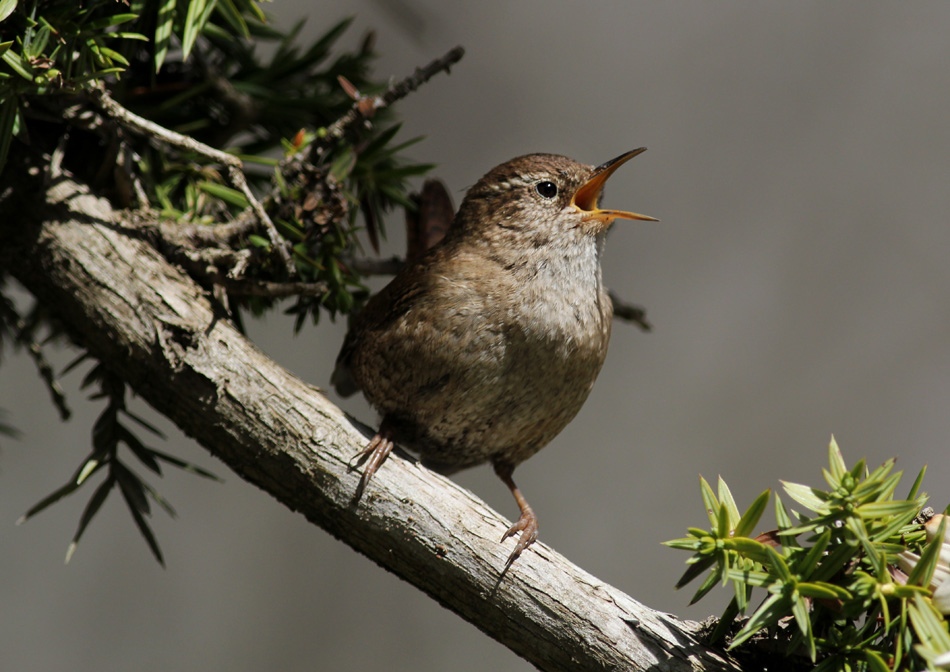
[332,149,657,568]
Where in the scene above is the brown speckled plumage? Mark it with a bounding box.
[332,150,655,568]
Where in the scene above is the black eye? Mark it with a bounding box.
[536,181,558,199]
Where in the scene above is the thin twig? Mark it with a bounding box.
[162,218,260,248]
[608,289,652,332]
[88,85,295,276]
[347,256,406,276]
[321,45,465,145]
[280,46,465,181]
[216,278,329,298]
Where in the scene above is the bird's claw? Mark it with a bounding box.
[350,433,394,501]
[501,508,539,569]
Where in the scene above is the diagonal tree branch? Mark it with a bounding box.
[0,170,742,672]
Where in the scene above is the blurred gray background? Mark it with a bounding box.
[3,2,950,670]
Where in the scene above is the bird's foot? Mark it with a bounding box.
[500,505,539,570]
[349,432,394,501]
[493,460,540,570]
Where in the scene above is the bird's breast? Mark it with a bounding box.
[503,237,611,354]
[352,237,614,468]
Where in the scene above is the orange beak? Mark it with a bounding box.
[571,148,658,229]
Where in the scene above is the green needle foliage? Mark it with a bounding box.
[1,1,447,563]
[1,1,432,322]
[17,361,221,566]
[666,437,950,671]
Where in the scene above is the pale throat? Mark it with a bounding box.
[510,231,608,344]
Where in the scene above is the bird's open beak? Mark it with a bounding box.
[571,148,658,230]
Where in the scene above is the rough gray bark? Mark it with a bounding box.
[1,170,742,672]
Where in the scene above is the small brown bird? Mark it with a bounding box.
[332,149,657,568]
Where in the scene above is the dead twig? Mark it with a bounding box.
[280,46,465,183]
[320,45,465,145]
[88,85,295,276]
[347,256,406,276]
[609,289,652,331]
[216,278,329,298]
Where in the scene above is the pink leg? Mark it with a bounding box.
[494,461,539,569]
